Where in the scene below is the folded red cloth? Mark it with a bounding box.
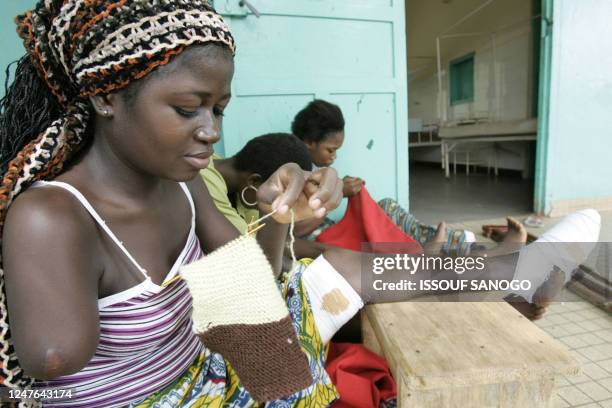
[316,187,422,253]
[326,342,397,408]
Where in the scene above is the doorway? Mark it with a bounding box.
[406,0,548,223]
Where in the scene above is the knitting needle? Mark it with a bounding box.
[162,274,181,288]
[161,211,278,288]
[247,223,266,235]
[162,227,262,288]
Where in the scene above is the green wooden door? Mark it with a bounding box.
[533,0,553,214]
[216,0,409,211]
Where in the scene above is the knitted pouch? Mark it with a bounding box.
[180,235,313,402]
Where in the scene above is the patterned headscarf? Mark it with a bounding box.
[0,0,234,393]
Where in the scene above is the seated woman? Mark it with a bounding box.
[1,3,344,407]
[1,2,597,407]
[291,99,482,254]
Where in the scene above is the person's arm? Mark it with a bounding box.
[3,188,100,379]
[293,238,331,259]
[190,171,292,276]
[293,217,326,237]
[255,216,288,276]
[256,164,343,276]
[186,176,241,253]
[189,164,341,275]
[342,176,364,197]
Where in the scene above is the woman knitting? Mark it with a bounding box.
[0,1,342,406]
[0,1,600,407]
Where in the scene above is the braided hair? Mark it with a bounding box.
[0,0,235,395]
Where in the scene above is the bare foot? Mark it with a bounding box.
[424,222,447,254]
[532,266,567,308]
[504,267,566,320]
[505,217,528,243]
[432,222,447,242]
[475,217,528,257]
[505,295,547,320]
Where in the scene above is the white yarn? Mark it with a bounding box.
[181,235,289,333]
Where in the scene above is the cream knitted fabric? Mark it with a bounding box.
[182,235,288,329]
[180,235,313,402]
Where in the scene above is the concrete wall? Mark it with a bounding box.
[544,0,612,215]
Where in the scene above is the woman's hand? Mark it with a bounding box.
[257,164,343,223]
[342,176,364,197]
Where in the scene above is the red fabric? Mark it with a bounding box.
[326,342,397,408]
[316,187,423,254]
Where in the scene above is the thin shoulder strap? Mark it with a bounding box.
[31,180,149,278]
[178,182,196,230]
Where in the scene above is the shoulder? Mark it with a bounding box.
[6,184,97,237]
[3,184,101,268]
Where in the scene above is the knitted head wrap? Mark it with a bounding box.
[0,0,234,391]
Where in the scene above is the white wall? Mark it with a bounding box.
[409,24,532,123]
[409,21,534,170]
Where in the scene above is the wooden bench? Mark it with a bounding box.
[362,301,579,407]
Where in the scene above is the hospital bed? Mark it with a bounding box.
[438,118,538,178]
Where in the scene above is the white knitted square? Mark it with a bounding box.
[181,235,290,334]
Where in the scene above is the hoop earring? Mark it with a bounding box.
[241,185,258,207]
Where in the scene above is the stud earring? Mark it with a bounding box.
[102,109,109,116]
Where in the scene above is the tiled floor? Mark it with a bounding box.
[447,219,612,407]
[536,295,612,407]
[409,162,533,224]
[409,162,611,407]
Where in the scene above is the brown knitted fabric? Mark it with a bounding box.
[180,235,315,401]
[199,316,313,402]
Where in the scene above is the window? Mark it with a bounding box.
[449,53,475,105]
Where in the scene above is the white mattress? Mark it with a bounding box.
[438,119,537,139]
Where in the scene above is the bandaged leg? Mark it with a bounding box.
[180,235,313,402]
[512,209,601,303]
[302,255,365,344]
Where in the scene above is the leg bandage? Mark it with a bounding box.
[180,235,313,402]
[302,256,364,344]
[513,209,601,303]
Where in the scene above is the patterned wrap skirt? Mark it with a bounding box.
[130,260,339,407]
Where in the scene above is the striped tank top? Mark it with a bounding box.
[32,181,205,407]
